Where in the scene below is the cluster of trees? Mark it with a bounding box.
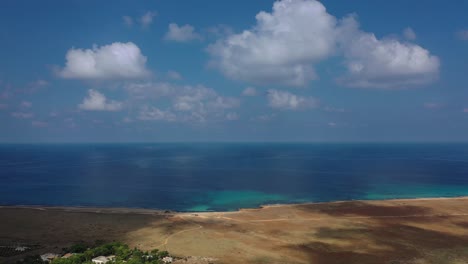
[17,242,171,264]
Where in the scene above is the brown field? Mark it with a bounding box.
[3,197,468,263]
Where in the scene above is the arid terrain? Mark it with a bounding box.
[3,197,468,263]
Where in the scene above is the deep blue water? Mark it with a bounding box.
[1,143,468,211]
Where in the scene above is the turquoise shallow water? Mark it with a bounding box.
[1,143,468,211]
[187,191,290,211]
[365,184,468,200]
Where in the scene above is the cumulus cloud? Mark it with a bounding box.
[79,89,123,111]
[337,16,439,88]
[164,23,202,42]
[267,89,319,110]
[208,0,439,88]
[126,82,173,100]
[208,0,335,86]
[138,106,177,121]
[403,27,416,40]
[58,42,150,79]
[128,82,240,122]
[140,11,157,27]
[172,87,217,111]
[242,87,257,96]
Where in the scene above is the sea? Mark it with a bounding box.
[1,143,468,212]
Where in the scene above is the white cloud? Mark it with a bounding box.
[172,87,216,111]
[123,16,133,27]
[167,70,182,80]
[267,89,319,110]
[140,11,157,27]
[125,82,174,100]
[164,23,202,42]
[170,85,239,121]
[128,82,240,122]
[457,30,468,41]
[403,27,416,40]
[337,16,439,88]
[138,106,176,121]
[208,0,439,88]
[58,42,150,79]
[79,89,123,111]
[242,87,257,96]
[208,0,336,86]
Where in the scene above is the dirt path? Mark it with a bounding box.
[158,211,468,249]
[157,217,203,250]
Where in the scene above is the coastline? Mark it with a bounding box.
[0,205,169,215]
[4,195,468,263]
[3,195,468,215]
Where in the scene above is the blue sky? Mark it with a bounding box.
[1,0,468,142]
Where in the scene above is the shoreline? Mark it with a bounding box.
[2,195,468,215]
[4,195,468,263]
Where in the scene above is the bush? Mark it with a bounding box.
[33,243,172,264]
[69,244,88,254]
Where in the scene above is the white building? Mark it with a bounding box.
[40,253,59,262]
[162,256,173,263]
[92,256,110,264]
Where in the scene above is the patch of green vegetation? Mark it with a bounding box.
[16,242,171,264]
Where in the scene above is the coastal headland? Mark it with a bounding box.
[3,197,468,263]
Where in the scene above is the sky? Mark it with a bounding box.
[0,0,468,142]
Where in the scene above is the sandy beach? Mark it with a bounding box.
[3,197,468,263]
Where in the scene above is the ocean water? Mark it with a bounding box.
[1,143,468,212]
